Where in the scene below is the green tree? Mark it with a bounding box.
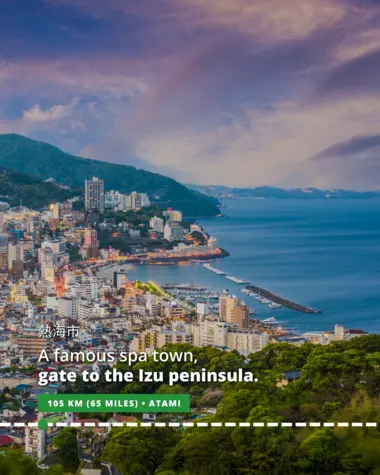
[156,384,187,394]
[163,428,236,475]
[299,429,341,474]
[103,427,179,475]
[52,427,80,473]
[46,465,65,475]
[0,452,40,475]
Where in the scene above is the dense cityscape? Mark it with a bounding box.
[0,174,375,474]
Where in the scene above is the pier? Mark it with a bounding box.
[225,275,249,284]
[245,285,322,314]
[203,263,227,275]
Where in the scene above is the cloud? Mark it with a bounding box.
[337,29,380,60]
[314,47,380,100]
[174,0,347,42]
[2,0,380,190]
[126,96,380,189]
[308,134,380,189]
[47,0,346,43]
[306,147,380,190]
[22,97,80,123]
[0,58,148,102]
[312,134,380,159]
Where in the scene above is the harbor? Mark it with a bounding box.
[99,198,378,333]
[202,264,322,315]
[100,261,322,316]
[160,285,230,314]
[152,283,297,336]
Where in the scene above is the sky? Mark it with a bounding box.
[1,0,380,189]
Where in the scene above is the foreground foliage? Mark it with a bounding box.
[3,336,380,474]
[102,336,380,474]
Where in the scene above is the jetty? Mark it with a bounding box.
[245,285,322,314]
[225,275,248,284]
[203,263,227,275]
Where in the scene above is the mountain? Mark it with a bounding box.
[0,167,76,209]
[0,134,220,217]
[188,184,380,199]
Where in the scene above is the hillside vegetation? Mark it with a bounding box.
[0,134,219,216]
[0,167,76,208]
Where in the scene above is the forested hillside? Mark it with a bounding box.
[0,167,76,208]
[0,134,220,217]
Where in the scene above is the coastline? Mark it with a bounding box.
[86,247,230,272]
[98,199,379,334]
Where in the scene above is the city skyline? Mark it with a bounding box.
[1,0,380,189]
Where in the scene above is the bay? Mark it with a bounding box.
[102,199,380,334]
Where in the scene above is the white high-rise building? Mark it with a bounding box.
[226,330,269,356]
[186,320,229,348]
[58,297,78,319]
[127,191,150,210]
[149,216,164,233]
[219,294,250,328]
[0,232,8,267]
[40,247,55,283]
[8,242,24,272]
[164,223,184,242]
[41,239,69,266]
[42,239,65,256]
[113,271,127,290]
[140,193,150,207]
[26,215,34,233]
[187,321,269,355]
[71,277,99,300]
[41,239,66,262]
[50,203,60,219]
[105,190,124,209]
[196,302,209,316]
[200,320,229,347]
[77,300,106,322]
[130,191,139,209]
[85,177,105,213]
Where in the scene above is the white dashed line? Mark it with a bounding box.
[1,421,377,429]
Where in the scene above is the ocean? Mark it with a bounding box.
[101,199,380,334]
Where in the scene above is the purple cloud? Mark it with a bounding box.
[314,48,380,99]
[313,135,380,159]
[1,0,380,188]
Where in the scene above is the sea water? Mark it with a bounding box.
[103,199,380,334]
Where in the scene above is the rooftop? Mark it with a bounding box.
[0,435,14,446]
[42,414,68,424]
[111,415,138,423]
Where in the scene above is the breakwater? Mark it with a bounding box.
[245,285,322,314]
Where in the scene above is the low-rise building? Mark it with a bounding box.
[17,327,52,358]
[25,412,73,459]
